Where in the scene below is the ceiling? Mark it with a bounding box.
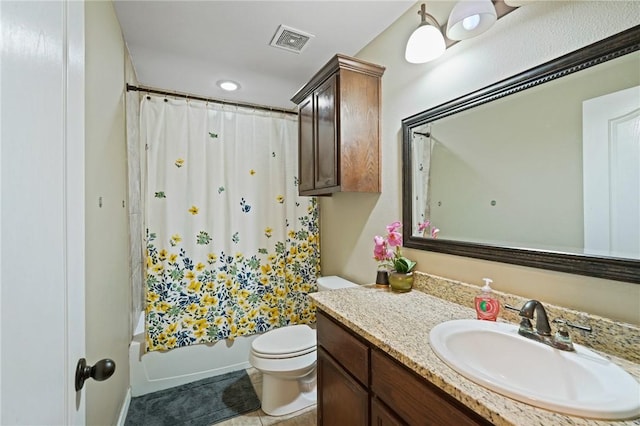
[113,1,417,111]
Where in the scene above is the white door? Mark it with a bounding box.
[1,1,86,424]
[583,85,640,259]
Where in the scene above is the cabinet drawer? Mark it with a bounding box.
[317,311,369,386]
[371,350,491,426]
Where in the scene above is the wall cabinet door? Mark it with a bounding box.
[314,74,338,190]
[298,94,315,193]
[318,347,369,426]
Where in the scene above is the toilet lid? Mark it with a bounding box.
[252,324,316,356]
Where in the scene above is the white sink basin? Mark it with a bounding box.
[429,319,640,420]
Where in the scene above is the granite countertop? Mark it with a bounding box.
[309,285,640,426]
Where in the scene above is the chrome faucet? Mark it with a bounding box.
[519,299,552,337]
[505,300,592,352]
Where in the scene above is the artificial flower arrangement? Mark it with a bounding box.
[373,220,439,273]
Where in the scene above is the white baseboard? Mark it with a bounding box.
[116,387,132,426]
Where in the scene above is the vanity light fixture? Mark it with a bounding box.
[405,1,516,65]
[446,0,497,41]
[405,3,446,64]
[217,80,240,91]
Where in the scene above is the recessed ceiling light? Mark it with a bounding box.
[217,80,240,91]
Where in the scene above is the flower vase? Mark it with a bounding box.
[375,269,389,287]
[388,271,413,293]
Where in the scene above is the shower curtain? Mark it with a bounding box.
[141,95,319,352]
[412,129,433,234]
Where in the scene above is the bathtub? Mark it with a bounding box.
[129,313,257,396]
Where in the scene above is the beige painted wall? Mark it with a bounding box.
[85,1,131,423]
[320,1,640,325]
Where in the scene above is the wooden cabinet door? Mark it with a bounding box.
[371,397,405,426]
[298,94,315,193]
[318,347,368,426]
[314,74,338,190]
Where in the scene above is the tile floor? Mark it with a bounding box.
[215,368,317,426]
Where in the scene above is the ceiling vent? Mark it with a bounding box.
[270,25,314,54]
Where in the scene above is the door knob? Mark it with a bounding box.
[75,358,116,391]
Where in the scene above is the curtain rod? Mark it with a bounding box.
[126,84,298,116]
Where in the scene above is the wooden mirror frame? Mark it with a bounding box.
[401,25,640,284]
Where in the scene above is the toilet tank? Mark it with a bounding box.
[316,276,358,292]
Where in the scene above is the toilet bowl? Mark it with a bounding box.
[249,275,358,416]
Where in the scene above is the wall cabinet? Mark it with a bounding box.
[291,55,385,196]
[316,310,493,426]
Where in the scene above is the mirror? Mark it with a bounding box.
[402,25,640,284]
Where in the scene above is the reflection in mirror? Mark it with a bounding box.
[412,52,639,257]
[402,25,640,283]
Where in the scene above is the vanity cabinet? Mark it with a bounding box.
[291,54,385,196]
[316,310,492,426]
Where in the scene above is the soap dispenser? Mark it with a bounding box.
[475,278,500,321]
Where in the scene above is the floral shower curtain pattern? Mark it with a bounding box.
[141,95,319,352]
[412,130,433,233]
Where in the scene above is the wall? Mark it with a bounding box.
[85,1,131,424]
[320,1,640,325]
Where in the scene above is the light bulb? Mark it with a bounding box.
[219,81,238,91]
[446,0,497,41]
[462,14,480,31]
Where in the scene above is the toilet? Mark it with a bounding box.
[249,275,358,416]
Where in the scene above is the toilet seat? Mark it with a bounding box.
[251,345,316,359]
[251,324,316,359]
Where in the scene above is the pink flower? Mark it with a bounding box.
[417,221,430,233]
[374,221,406,270]
[417,220,439,239]
[386,221,402,234]
[387,231,402,247]
[373,236,393,262]
[374,219,439,273]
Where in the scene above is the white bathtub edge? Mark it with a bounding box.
[130,358,252,397]
[129,313,257,397]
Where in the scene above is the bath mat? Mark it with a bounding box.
[125,369,261,426]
